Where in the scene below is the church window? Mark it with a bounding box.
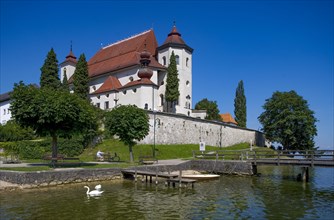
[144,103,148,110]
[97,95,100,99]
[123,90,127,95]
[186,58,189,67]
[162,56,166,66]
[160,81,164,86]
[133,88,137,93]
[105,101,109,109]
[129,76,134,82]
[175,55,180,65]
[96,103,100,108]
[186,81,190,86]
[160,94,164,106]
[93,86,96,91]
[3,109,5,115]
[106,94,109,97]
[63,67,67,75]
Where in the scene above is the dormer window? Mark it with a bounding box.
[129,76,134,82]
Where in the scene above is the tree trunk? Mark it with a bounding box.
[129,144,134,163]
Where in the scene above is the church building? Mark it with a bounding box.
[60,25,206,118]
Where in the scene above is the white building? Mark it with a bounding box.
[61,25,205,118]
[0,25,206,124]
[0,92,11,124]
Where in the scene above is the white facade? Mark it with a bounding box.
[0,99,11,125]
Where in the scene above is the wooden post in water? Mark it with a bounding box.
[179,170,182,188]
[135,167,137,182]
[301,166,309,182]
[155,167,158,185]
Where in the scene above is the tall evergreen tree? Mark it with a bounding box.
[234,80,247,127]
[73,54,89,100]
[62,73,69,92]
[165,51,180,113]
[40,48,61,89]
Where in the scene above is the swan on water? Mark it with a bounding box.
[84,185,104,196]
[95,184,102,191]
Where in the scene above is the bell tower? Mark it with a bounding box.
[60,43,77,83]
[157,24,194,116]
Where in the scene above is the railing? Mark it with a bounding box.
[192,150,334,167]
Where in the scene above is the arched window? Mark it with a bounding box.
[186,58,189,67]
[144,103,148,110]
[175,55,180,65]
[129,76,134,82]
[162,56,166,66]
[160,94,164,106]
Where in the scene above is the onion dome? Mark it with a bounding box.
[137,49,153,79]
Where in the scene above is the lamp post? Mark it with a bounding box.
[153,111,156,157]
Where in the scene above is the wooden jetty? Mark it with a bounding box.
[121,169,197,188]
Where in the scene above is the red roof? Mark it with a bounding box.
[121,78,157,89]
[92,76,122,94]
[220,113,238,125]
[61,50,77,65]
[88,30,165,78]
[163,25,186,45]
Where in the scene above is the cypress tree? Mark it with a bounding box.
[165,51,180,113]
[62,73,69,92]
[234,80,247,127]
[40,48,61,89]
[73,54,89,100]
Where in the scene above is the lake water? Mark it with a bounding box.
[1,166,333,219]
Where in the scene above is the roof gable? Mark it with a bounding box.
[220,113,238,125]
[92,76,122,94]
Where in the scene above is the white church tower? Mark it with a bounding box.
[60,45,77,83]
[157,24,194,116]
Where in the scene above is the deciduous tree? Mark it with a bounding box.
[258,90,317,151]
[195,98,221,121]
[234,80,247,127]
[10,82,98,161]
[105,105,149,162]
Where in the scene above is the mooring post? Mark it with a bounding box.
[301,166,309,182]
[155,167,158,185]
[179,170,182,188]
[135,167,137,182]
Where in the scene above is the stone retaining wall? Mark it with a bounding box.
[141,111,266,147]
[0,160,255,189]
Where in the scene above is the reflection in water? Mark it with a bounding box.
[1,167,333,219]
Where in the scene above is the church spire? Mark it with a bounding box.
[65,41,77,63]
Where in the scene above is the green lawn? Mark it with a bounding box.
[0,138,273,171]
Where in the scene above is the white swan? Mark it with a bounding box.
[84,186,104,196]
[95,184,102,191]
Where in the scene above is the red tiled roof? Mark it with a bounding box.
[220,113,238,125]
[163,25,186,45]
[121,78,157,89]
[88,30,165,78]
[92,76,122,94]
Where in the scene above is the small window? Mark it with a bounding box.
[186,81,190,86]
[129,76,134,82]
[144,103,148,110]
[96,103,100,108]
[123,90,127,95]
[97,95,100,99]
[162,56,166,66]
[186,58,189,67]
[160,81,164,86]
[105,101,109,109]
[3,109,6,115]
[160,94,164,106]
[93,86,96,91]
[175,55,179,65]
[133,88,137,93]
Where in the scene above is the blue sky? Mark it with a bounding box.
[1,0,333,149]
